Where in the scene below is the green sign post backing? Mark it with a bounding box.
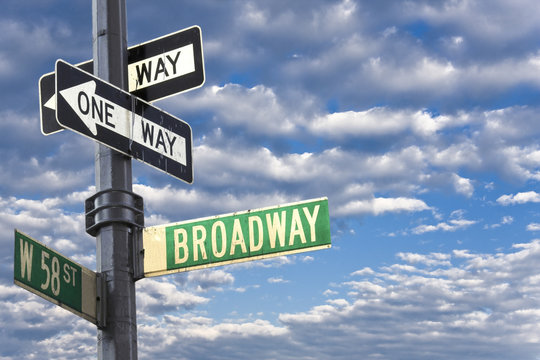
[143,197,331,277]
[13,230,101,325]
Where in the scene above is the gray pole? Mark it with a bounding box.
[92,0,138,358]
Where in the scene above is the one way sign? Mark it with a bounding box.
[40,25,204,135]
[56,59,193,183]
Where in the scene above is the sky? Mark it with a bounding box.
[2,0,540,359]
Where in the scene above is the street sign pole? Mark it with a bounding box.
[92,0,138,359]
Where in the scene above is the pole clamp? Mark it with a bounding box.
[85,189,144,236]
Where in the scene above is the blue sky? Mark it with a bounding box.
[2,0,540,359]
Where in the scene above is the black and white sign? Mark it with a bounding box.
[40,25,204,135]
[128,25,204,102]
[55,59,193,183]
[40,61,92,135]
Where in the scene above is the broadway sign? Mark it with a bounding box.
[143,198,331,277]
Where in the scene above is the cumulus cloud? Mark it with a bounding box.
[350,267,375,276]
[452,173,474,197]
[187,269,235,292]
[0,192,95,267]
[166,83,301,136]
[275,239,540,360]
[501,216,514,225]
[268,277,289,284]
[6,240,540,359]
[137,316,288,359]
[497,191,540,205]
[136,278,209,315]
[396,252,451,267]
[310,108,455,138]
[134,183,294,221]
[157,83,540,204]
[335,196,431,216]
[0,19,70,77]
[486,216,514,229]
[412,218,477,235]
[526,223,540,231]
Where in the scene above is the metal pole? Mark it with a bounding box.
[92,0,138,358]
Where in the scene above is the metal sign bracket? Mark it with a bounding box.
[96,272,107,329]
[85,189,144,237]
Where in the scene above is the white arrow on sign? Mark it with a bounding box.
[59,80,187,165]
[43,94,56,110]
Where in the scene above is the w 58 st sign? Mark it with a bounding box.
[13,230,101,325]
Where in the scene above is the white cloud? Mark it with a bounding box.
[135,142,443,221]
[323,289,339,297]
[526,223,540,231]
[167,84,300,135]
[367,56,459,94]
[239,2,268,28]
[412,0,540,45]
[452,173,474,197]
[335,197,430,216]
[159,83,540,198]
[497,191,540,205]
[187,269,235,292]
[487,216,514,229]
[138,315,288,355]
[502,216,514,225]
[351,267,375,276]
[397,252,451,267]
[430,141,482,169]
[268,277,289,284]
[276,239,540,359]
[310,108,455,138]
[191,143,335,188]
[134,183,293,221]
[413,218,477,234]
[136,278,209,315]
[500,190,540,205]
[0,193,95,266]
[344,280,385,295]
[0,19,68,77]
[7,234,540,359]
[35,327,95,360]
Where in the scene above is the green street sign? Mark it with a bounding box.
[143,197,331,277]
[13,230,100,325]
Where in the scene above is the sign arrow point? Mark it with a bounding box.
[59,80,98,136]
[44,94,56,110]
